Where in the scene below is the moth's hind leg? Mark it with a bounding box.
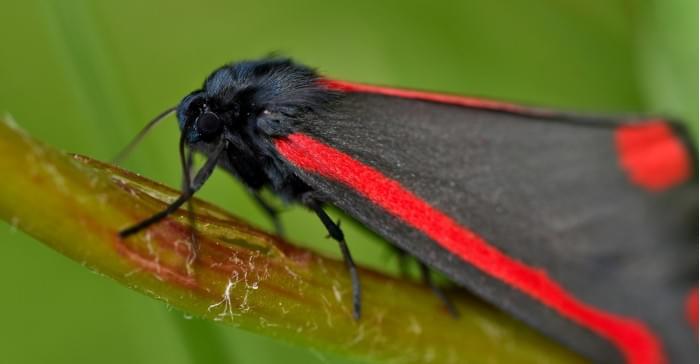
[390,244,459,317]
[302,194,362,320]
[388,244,413,278]
[418,261,459,317]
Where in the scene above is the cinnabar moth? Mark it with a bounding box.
[119,58,698,364]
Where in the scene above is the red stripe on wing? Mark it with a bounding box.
[321,79,550,115]
[275,133,665,364]
[615,121,691,191]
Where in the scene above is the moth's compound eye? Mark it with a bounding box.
[176,93,204,131]
[196,111,223,138]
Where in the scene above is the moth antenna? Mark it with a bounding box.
[112,106,177,164]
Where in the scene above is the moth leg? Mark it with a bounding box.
[119,140,227,238]
[183,149,199,267]
[390,243,459,317]
[249,189,285,237]
[304,196,362,320]
[419,262,459,317]
[388,244,412,278]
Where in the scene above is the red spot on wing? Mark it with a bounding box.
[615,121,691,191]
[321,79,550,115]
[686,288,698,333]
[275,133,665,364]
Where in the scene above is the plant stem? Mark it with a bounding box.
[0,117,585,364]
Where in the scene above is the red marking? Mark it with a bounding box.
[686,288,698,333]
[275,133,665,364]
[322,79,549,115]
[114,241,198,289]
[615,121,691,191]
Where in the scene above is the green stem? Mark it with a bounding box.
[0,117,585,364]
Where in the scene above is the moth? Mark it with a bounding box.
[119,58,697,364]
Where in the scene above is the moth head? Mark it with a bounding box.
[177,91,225,144]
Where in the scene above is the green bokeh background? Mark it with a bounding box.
[0,1,696,363]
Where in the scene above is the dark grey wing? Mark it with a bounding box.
[274,92,697,363]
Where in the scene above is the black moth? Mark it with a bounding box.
[119,58,697,364]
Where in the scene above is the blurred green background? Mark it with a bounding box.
[0,0,696,363]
